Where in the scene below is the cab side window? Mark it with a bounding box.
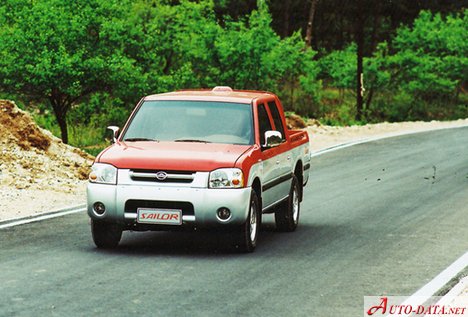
[257,103,272,146]
[268,101,286,141]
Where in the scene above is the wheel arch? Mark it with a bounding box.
[251,177,262,209]
[294,160,303,201]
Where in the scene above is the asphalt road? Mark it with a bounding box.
[1,127,467,317]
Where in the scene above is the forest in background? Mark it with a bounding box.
[0,0,466,152]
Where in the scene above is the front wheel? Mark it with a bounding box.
[275,175,300,232]
[91,219,122,249]
[238,190,261,252]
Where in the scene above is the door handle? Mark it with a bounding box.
[287,156,291,160]
[276,160,280,164]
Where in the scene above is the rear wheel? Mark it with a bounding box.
[91,219,122,249]
[275,175,300,232]
[238,190,260,252]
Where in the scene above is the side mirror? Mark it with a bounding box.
[263,130,282,148]
[107,126,120,144]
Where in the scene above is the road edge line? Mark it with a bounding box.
[400,251,468,307]
[0,204,86,229]
[435,276,468,306]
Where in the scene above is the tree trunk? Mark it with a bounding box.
[50,94,70,144]
[56,110,69,144]
[305,0,318,48]
[356,52,364,121]
[365,87,374,112]
[355,1,365,121]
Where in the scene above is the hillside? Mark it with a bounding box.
[0,100,93,191]
[0,100,94,220]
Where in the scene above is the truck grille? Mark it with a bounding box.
[129,169,195,183]
[125,200,195,216]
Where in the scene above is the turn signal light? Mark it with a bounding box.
[89,172,97,181]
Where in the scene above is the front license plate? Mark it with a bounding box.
[137,208,182,225]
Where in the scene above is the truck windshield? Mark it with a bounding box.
[122,101,254,145]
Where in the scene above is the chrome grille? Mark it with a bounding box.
[129,169,195,183]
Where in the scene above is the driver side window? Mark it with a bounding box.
[257,103,272,146]
[268,101,286,141]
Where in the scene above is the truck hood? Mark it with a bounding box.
[97,141,252,171]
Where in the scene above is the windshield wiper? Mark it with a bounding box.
[174,139,211,143]
[123,137,158,142]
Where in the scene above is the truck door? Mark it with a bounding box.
[267,100,293,199]
[257,102,289,210]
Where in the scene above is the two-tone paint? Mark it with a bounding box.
[87,89,310,229]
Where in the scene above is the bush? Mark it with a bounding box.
[383,10,467,120]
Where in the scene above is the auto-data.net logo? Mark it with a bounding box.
[364,296,468,317]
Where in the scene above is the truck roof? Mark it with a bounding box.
[144,87,275,104]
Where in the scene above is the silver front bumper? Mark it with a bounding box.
[87,182,251,228]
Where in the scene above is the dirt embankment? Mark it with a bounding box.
[0,100,93,190]
[0,100,94,219]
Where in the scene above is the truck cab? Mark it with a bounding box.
[87,87,311,252]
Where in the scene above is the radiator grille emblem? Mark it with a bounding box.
[155,171,168,181]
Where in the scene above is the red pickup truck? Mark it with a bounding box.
[87,87,311,252]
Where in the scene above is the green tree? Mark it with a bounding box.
[318,44,356,91]
[385,10,467,119]
[362,42,391,117]
[214,3,320,112]
[0,0,145,143]
[389,10,467,98]
[120,0,221,91]
[0,0,322,144]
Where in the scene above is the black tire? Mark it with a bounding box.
[238,190,261,253]
[91,219,122,249]
[275,175,300,232]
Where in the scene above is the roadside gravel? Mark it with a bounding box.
[307,119,468,153]
[0,100,92,221]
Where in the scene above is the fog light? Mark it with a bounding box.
[216,207,231,221]
[93,202,106,215]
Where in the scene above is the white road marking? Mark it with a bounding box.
[0,205,86,229]
[384,251,468,316]
[403,251,468,301]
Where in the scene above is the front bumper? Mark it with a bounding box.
[87,183,251,229]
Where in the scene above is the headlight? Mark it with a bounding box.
[209,168,244,188]
[89,163,117,185]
